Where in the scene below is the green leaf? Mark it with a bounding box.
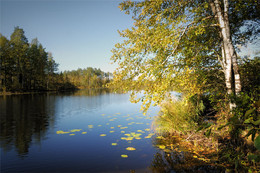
[252,119,260,126]
[248,154,260,162]
[205,128,211,138]
[254,135,260,151]
[245,108,255,117]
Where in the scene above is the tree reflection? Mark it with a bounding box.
[0,94,56,156]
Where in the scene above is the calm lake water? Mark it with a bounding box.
[0,89,162,173]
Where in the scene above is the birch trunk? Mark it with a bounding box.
[213,0,241,109]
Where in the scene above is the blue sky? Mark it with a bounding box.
[1,0,133,72]
[1,0,259,73]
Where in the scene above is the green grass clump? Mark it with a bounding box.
[154,97,200,135]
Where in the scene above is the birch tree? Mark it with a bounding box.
[109,0,259,111]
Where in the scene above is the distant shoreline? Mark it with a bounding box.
[0,88,112,96]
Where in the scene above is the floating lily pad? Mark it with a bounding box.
[136,122,144,125]
[109,131,115,133]
[70,129,82,132]
[56,130,70,134]
[82,132,87,134]
[121,131,125,133]
[98,125,102,127]
[144,128,150,131]
[110,127,115,129]
[111,143,118,146]
[100,134,106,137]
[121,154,128,158]
[120,127,128,129]
[88,125,93,128]
[137,130,144,133]
[69,134,75,136]
[126,147,136,151]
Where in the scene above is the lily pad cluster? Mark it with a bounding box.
[56,112,155,159]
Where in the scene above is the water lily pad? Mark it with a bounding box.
[100,134,106,137]
[137,130,144,133]
[88,125,93,128]
[120,127,128,129]
[117,125,122,127]
[144,128,150,131]
[98,125,102,127]
[109,131,115,133]
[56,130,70,134]
[136,122,144,125]
[110,127,115,129]
[112,143,118,146]
[126,147,136,151]
[70,129,82,132]
[69,134,75,136]
[82,132,87,134]
[121,131,125,133]
[121,154,128,158]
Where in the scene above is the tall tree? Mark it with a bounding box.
[9,26,29,90]
[109,0,259,111]
[0,34,13,91]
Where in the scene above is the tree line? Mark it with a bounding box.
[63,68,112,89]
[0,27,111,93]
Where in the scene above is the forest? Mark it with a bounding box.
[0,27,111,93]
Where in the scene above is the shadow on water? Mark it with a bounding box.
[149,135,225,173]
[0,94,56,157]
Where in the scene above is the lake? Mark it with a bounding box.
[0,89,162,173]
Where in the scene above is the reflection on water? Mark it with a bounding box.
[0,94,56,156]
[0,89,222,172]
[0,89,160,172]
